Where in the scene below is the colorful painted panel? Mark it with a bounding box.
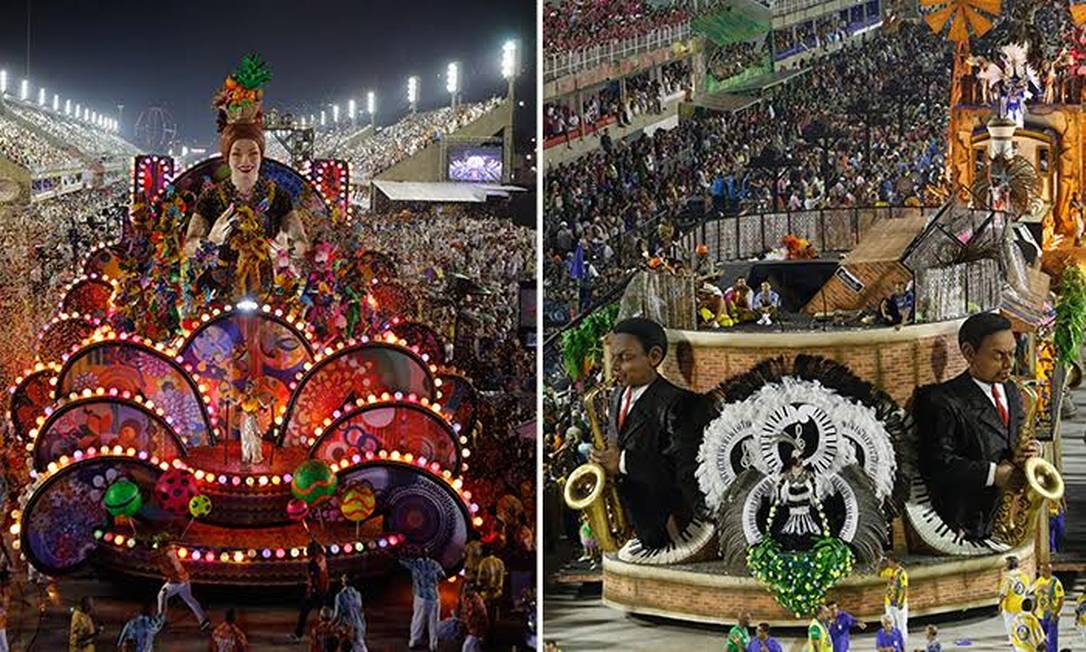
[310,159,349,222]
[332,463,468,572]
[436,373,477,437]
[132,155,175,205]
[56,342,212,448]
[32,399,186,471]
[310,404,460,470]
[8,369,56,442]
[61,279,114,321]
[82,244,125,279]
[37,317,97,365]
[21,459,166,575]
[389,322,446,366]
[281,344,436,447]
[370,282,417,321]
[180,312,313,439]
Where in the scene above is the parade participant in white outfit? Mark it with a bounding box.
[333,573,368,652]
[154,538,210,631]
[400,555,445,651]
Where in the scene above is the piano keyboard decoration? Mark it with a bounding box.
[904,476,1010,556]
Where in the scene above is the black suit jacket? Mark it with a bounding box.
[609,376,711,549]
[913,371,1023,540]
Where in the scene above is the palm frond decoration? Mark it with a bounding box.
[1071,2,1086,26]
[234,54,273,90]
[922,0,1001,41]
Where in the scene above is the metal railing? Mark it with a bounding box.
[544,23,692,82]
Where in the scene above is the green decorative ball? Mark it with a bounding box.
[104,479,142,517]
[291,460,338,505]
[188,494,213,518]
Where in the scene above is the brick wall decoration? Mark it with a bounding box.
[601,542,1034,626]
[660,320,967,407]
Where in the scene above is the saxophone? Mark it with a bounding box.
[993,379,1065,546]
[562,385,631,552]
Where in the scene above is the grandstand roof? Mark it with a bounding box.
[372,180,525,203]
[691,0,770,46]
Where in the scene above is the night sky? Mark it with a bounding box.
[0,0,536,149]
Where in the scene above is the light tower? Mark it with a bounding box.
[367,91,375,132]
[0,70,6,97]
[446,62,460,112]
[19,79,28,101]
[501,40,520,184]
[348,98,356,124]
[408,76,418,115]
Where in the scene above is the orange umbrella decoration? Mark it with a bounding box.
[921,0,1002,184]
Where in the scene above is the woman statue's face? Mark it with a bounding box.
[229,138,261,185]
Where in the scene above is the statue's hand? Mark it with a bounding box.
[208,204,237,245]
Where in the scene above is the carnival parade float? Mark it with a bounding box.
[4,57,485,587]
[556,1,1081,625]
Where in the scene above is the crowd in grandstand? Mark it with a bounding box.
[7,103,137,162]
[544,22,950,325]
[544,61,691,140]
[310,97,503,180]
[543,0,696,55]
[361,204,535,391]
[707,39,767,80]
[0,111,82,171]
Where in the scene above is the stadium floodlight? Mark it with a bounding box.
[333,104,340,123]
[309,113,315,127]
[37,88,45,106]
[407,76,418,114]
[65,99,71,115]
[501,40,519,80]
[75,103,80,118]
[182,145,189,157]
[19,79,28,101]
[446,62,459,110]
[366,91,376,131]
[0,70,6,95]
[320,109,326,127]
[52,94,58,111]
[348,98,356,121]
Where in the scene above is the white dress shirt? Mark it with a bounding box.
[971,376,1007,487]
[617,383,650,475]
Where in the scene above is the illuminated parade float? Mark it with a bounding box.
[554,0,1078,626]
[5,58,485,588]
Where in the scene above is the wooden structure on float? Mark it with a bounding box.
[801,214,926,314]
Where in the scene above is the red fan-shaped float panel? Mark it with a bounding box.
[61,278,115,321]
[8,367,58,442]
[36,316,98,365]
[55,340,213,448]
[279,342,436,447]
[436,372,478,437]
[30,397,187,471]
[309,402,462,471]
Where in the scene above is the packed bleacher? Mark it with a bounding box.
[544,61,691,141]
[544,0,691,55]
[0,110,82,172]
[310,97,503,180]
[7,103,138,162]
[544,22,950,326]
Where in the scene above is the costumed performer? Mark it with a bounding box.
[724,276,756,323]
[1031,562,1063,652]
[154,538,210,631]
[237,381,268,466]
[333,574,368,652]
[1010,598,1046,652]
[879,555,909,649]
[588,317,713,554]
[806,605,832,652]
[399,554,445,652]
[1000,555,1031,644]
[913,312,1041,541]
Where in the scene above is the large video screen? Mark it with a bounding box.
[448,145,503,182]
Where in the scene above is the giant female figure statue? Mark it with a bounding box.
[183,56,308,282]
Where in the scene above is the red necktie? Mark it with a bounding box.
[618,387,633,431]
[992,384,1009,427]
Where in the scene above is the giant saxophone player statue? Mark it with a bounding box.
[584,317,715,564]
[913,313,1045,542]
